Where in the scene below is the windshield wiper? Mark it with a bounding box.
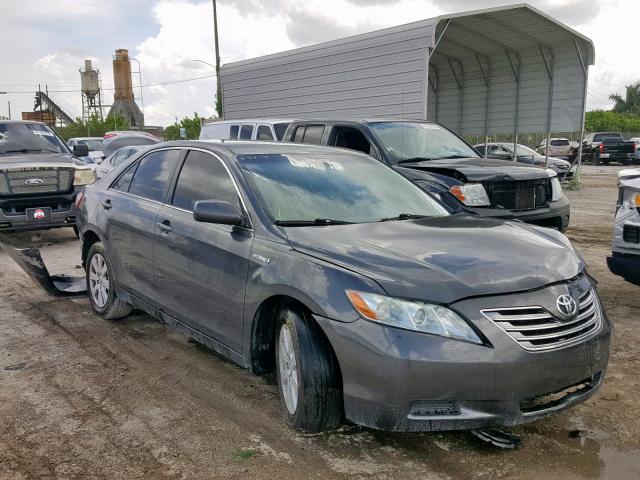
[4,148,60,154]
[396,157,434,164]
[430,155,472,160]
[379,213,430,222]
[274,218,354,227]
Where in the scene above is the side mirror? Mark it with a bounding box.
[193,200,243,226]
[72,144,89,157]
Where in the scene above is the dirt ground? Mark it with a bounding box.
[1,165,639,480]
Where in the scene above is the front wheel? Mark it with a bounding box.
[86,241,132,320]
[276,307,342,432]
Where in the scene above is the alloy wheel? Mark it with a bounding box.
[278,324,299,415]
[89,253,110,308]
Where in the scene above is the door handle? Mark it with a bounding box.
[101,200,112,210]
[156,220,172,233]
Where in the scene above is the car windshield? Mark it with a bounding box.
[0,123,68,155]
[238,152,449,224]
[78,139,104,151]
[368,122,479,164]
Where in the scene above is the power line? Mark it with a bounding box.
[0,73,217,94]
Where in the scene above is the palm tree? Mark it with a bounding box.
[609,82,640,115]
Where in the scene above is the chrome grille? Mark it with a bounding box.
[0,168,74,196]
[482,289,602,351]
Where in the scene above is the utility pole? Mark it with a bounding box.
[212,0,222,118]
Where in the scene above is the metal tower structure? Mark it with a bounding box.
[80,60,104,121]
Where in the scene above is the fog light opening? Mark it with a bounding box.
[408,400,460,418]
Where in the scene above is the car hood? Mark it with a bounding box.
[400,157,550,182]
[0,152,77,170]
[285,214,582,304]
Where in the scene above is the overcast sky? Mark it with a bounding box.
[1,0,637,127]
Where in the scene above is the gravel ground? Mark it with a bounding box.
[0,165,639,480]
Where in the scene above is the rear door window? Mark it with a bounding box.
[229,125,240,140]
[127,149,182,202]
[171,150,239,211]
[240,125,254,140]
[301,125,324,145]
[257,125,274,141]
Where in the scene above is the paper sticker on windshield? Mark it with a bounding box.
[420,124,442,130]
[33,130,54,137]
[289,156,344,171]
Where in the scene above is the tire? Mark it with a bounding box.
[86,241,132,320]
[275,306,342,433]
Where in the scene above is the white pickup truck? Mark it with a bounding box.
[607,169,640,285]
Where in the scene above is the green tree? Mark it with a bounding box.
[585,110,640,132]
[164,113,202,140]
[609,82,640,116]
[56,114,129,140]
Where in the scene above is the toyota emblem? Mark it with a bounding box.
[556,294,577,317]
[24,178,44,185]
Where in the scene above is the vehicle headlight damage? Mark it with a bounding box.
[449,183,490,207]
[74,167,96,186]
[346,290,482,343]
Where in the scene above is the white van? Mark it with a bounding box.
[199,119,294,141]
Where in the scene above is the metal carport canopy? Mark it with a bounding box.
[220,3,594,148]
[428,3,594,143]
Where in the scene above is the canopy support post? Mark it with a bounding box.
[424,19,450,120]
[428,65,439,122]
[476,54,491,154]
[540,45,555,168]
[447,58,464,135]
[574,39,588,174]
[506,50,521,161]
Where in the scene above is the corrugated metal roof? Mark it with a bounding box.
[221,3,593,136]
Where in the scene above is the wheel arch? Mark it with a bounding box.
[249,294,341,381]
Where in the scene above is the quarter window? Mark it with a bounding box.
[171,150,239,211]
[111,163,137,192]
[128,149,181,202]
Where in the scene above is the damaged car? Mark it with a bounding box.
[607,168,640,285]
[0,120,95,233]
[77,141,610,433]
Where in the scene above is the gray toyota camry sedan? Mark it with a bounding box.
[77,141,611,433]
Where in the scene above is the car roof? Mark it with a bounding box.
[0,119,49,126]
[203,118,295,126]
[289,118,434,125]
[154,140,371,157]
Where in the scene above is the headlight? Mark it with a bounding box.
[74,167,96,186]
[550,177,563,202]
[449,183,490,206]
[346,290,482,344]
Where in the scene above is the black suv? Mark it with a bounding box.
[284,120,570,231]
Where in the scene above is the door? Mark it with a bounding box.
[153,149,253,352]
[102,148,183,303]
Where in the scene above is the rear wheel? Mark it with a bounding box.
[86,242,132,320]
[275,307,342,432]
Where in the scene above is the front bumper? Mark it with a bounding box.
[316,277,610,432]
[607,252,640,286]
[0,187,81,232]
[467,195,570,230]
